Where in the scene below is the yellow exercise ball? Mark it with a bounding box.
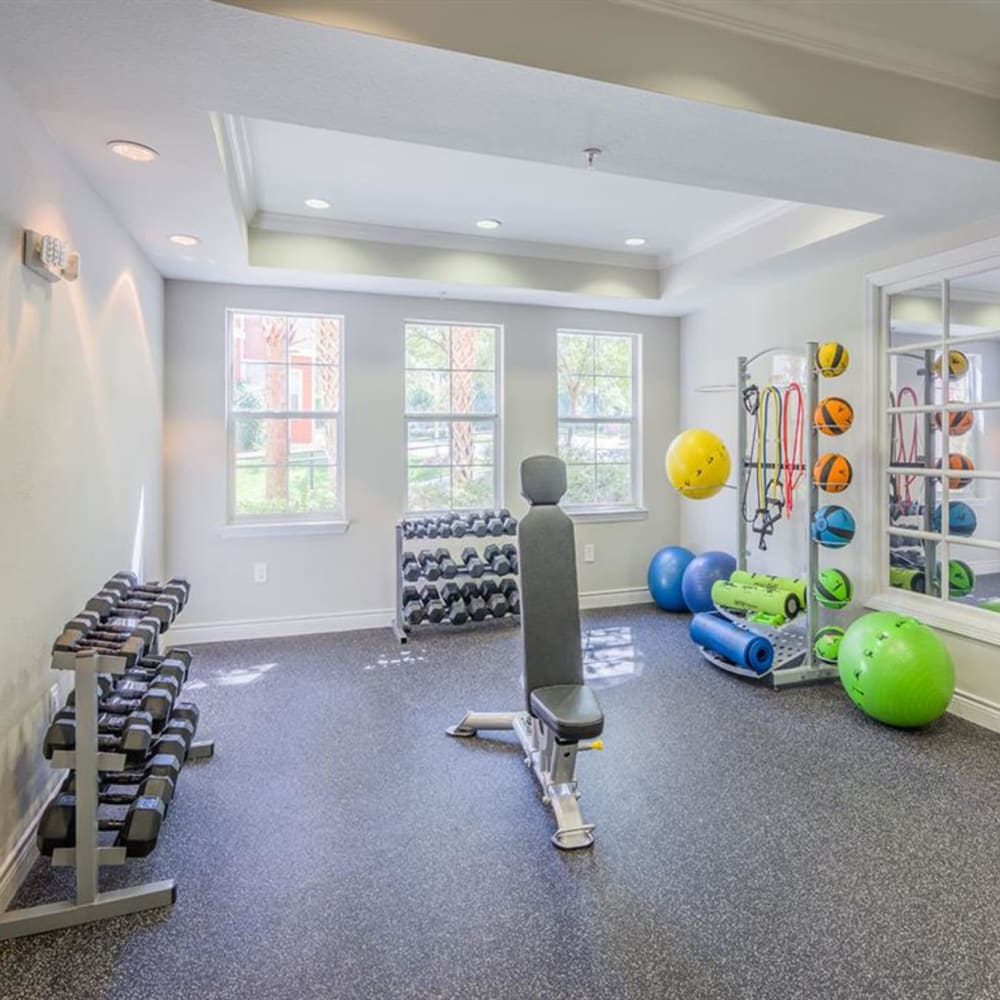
[666,429,731,499]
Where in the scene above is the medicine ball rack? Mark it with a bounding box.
[0,575,212,940]
[698,342,840,688]
[392,511,520,643]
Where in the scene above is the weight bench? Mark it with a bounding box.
[447,455,605,849]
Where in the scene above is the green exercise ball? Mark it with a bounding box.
[837,612,955,728]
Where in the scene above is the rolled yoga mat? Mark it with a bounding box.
[729,571,807,607]
[690,612,775,674]
[710,580,800,622]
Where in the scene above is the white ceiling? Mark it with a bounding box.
[3,0,1000,314]
[248,118,790,262]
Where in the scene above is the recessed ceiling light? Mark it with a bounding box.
[476,219,502,230]
[169,234,200,247]
[107,140,159,162]
[624,237,647,247]
[305,198,331,209]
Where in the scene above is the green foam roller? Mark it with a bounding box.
[710,580,800,624]
[890,567,925,594]
[729,571,807,607]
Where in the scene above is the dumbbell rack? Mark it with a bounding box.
[392,521,520,643]
[0,648,175,939]
[0,578,214,940]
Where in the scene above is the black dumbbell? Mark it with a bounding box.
[479,579,510,618]
[60,766,176,814]
[425,520,440,539]
[401,552,421,582]
[37,792,166,858]
[439,582,470,625]
[502,515,518,535]
[109,572,191,610]
[438,520,452,538]
[460,547,486,578]
[501,544,519,572]
[459,581,489,620]
[483,544,511,576]
[54,622,158,670]
[44,709,155,761]
[419,584,446,623]
[450,517,469,538]
[106,751,184,790]
[402,585,425,625]
[96,579,183,620]
[468,518,489,538]
[434,548,458,579]
[500,579,520,615]
[86,589,177,628]
[418,550,441,581]
[486,516,504,536]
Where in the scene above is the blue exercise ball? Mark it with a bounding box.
[648,546,695,612]
[682,550,737,613]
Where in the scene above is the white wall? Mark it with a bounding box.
[164,282,680,637]
[679,218,1000,714]
[0,74,164,891]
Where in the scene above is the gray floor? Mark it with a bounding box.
[2,606,1000,1000]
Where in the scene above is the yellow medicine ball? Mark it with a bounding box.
[665,429,731,500]
[816,342,849,377]
[932,350,969,378]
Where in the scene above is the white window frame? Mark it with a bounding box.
[867,237,1000,644]
[223,308,347,534]
[557,328,645,519]
[403,319,504,515]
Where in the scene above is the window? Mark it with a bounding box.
[404,321,501,512]
[880,262,1000,630]
[227,310,344,522]
[557,330,641,508]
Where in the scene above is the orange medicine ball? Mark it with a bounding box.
[934,410,974,436]
[814,397,854,436]
[814,453,853,493]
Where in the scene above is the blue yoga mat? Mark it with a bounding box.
[689,611,774,674]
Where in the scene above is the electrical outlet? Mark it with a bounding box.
[584,544,595,563]
[48,684,60,722]
[253,561,268,584]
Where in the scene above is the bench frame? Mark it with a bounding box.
[447,710,600,849]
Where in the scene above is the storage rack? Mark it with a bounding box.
[0,584,213,940]
[699,342,840,688]
[392,512,520,643]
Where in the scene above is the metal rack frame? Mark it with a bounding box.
[702,341,840,688]
[0,649,176,939]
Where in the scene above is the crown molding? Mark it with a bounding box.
[252,211,661,270]
[213,111,258,223]
[614,0,1000,100]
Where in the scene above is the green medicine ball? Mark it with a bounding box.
[837,612,955,728]
[814,568,853,609]
[814,626,845,663]
[934,559,975,598]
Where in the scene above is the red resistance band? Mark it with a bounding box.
[781,382,804,515]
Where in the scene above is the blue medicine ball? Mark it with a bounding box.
[931,501,977,537]
[812,505,856,548]
[648,546,695,612]
[681,550,737,613]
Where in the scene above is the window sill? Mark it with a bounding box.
[563,506,649,524]
[867,590,1000,646]
[218,520,351,539]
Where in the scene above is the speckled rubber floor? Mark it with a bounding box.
[2,606,1000,1000]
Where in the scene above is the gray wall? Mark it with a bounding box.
[164,281,680,634]
[0,74,163,887]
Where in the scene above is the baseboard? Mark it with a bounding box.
[167,607,394,646]
[167,588,653,646]
[948,689,1000,734]
[580,586,654,610]
[0,778,62,913]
